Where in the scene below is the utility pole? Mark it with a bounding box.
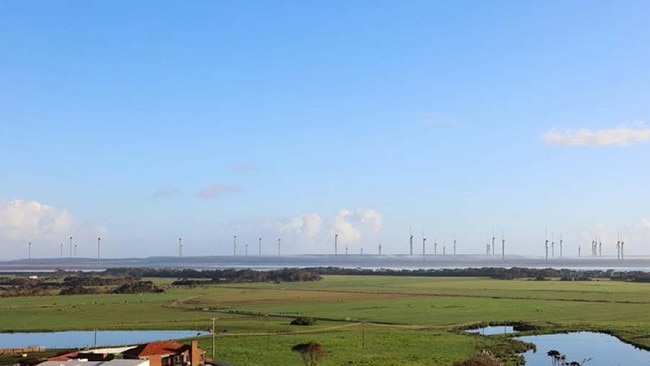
[211,317,217,359]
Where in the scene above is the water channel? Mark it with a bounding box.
[467,327,650,365]
[0,330,206,349]
[518,332,650,365]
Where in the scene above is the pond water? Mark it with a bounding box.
[518,332,650,365]
[466,326,515,335]
[0,330,206,349]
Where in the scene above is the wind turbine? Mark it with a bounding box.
[378,243,382,255]
[544,229,549,260]
[453,235,457,255]
[616,230,621,260]
[245,243,248,256]
[620,234,625,260]
[178,237,183,257]
[277,238,281,256]
[598,239,602,257]
[69,236,73,258]
[409,227,414,256]
[97,237,101,261]
[491,229,495,256]
[258,237,262,256]
[335,233,339,256]
[422,236,427,258]
[551,233,555,258]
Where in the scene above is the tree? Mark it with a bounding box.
[547,350,561,366]
[292,341,327,366]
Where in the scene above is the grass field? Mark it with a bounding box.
[1,275,649,365]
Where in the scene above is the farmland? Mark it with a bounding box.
[1,273,649,365]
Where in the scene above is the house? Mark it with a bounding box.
[122,340,205,366]
[38,360,148,366]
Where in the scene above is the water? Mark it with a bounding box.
[466,326,515,335]
[0,330,206,349]
[518,332,650,365]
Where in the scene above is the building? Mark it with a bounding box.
[122,340,205,366]
[38,360,149,366]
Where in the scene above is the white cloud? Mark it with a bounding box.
[541,123,650,146]
[284,213,323,240]
[274,208,383,253]
[0,199,106,256]
[641,218,650,230]
[198,182,241,200]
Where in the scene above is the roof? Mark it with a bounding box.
[38,360,148,366]
[122,341,188,358]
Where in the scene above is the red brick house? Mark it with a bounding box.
[122,340,205,366]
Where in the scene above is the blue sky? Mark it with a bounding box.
[2,1,650,259]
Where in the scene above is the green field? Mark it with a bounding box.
[1,275,649,365]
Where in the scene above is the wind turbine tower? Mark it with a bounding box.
[378,243,382,255]
[60,242,63,258]
[501,233,505,260]
[621,236,625,260]
[559,233,563,258]
[453,236,457,255]
[245,243,248,256]
[233,235,237,256]
[178,237,183,257]
[551,234,555,258]
[409,227,414,256]
[544,232,549,261]
[277,238,281,256]
[69,236,73,258]
[599,240,602,257]
[491,231,495,256]
[335,233,338,256]
[422,236,426,258]
[258,237,262,256]
[28,242,32,259]
[97,237,101,261]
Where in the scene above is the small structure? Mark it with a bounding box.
[38,360,148,366]
[122,340,205,366]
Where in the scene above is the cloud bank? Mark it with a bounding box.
[0,199,106,256]
[278,208,382,253]
[541,123,650,146]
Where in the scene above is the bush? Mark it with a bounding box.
[291,316,317,326]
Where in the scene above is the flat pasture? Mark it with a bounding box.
[1,275,649,365]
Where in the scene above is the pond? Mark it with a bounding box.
[0,330,206,349]
[517,332,650,365]
[466,326,515,335]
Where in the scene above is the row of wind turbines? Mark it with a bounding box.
[22,230,628,260]
[25,235,104,261]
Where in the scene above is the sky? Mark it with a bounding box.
[2,1,650,260]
